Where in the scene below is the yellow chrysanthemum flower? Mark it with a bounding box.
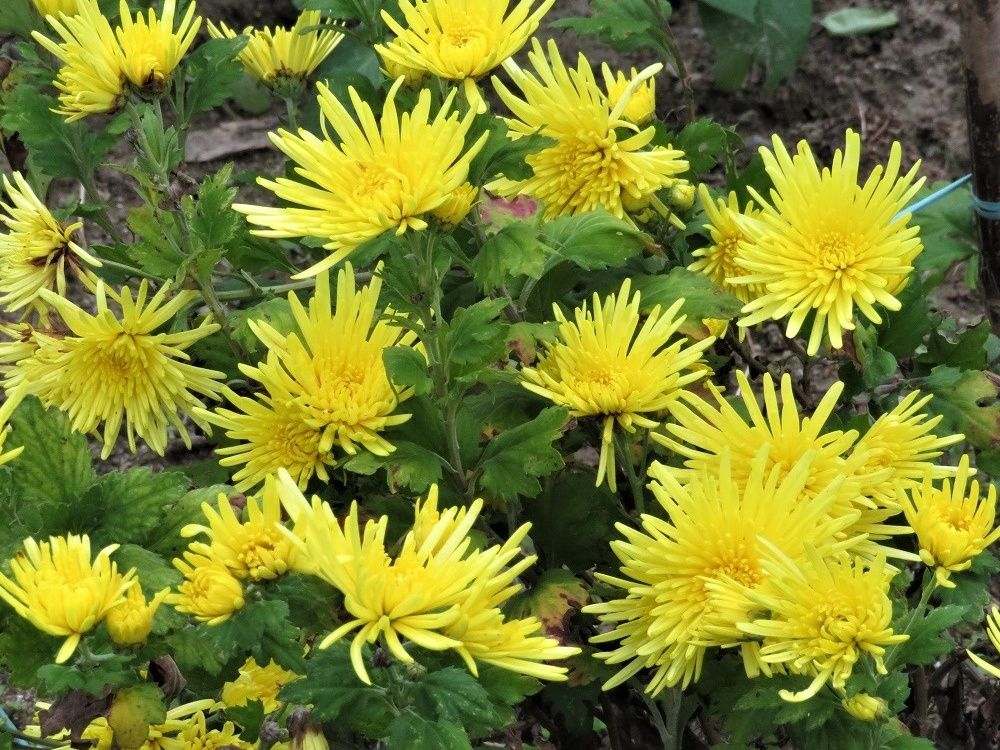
[168,550,245,625]
[105,583,169,646]
[222,657,300,713]
[521,278,713,491]
[489,39,688,222]
[0,172,101,317]
[32,0,79,16]
[967,606,1000,680]
[432,182,479,226]
[0,534,135,663]
[202,388,331,493]
[278,472,578,684]
[206,11,344,87]
[900,455,1000,588]
[180,485,296,581]
[201,264,421,490]
[2,281,225,459]
[235,80,486,278]
[689,184,765,305]
[377,53,427,87]
[33,0,129,121]
[585,448,859,695]
[602,64,656,125]
[115,0,200,93]
[375,0,555,112]
[851,390,964,506]
[654,371,907,556]
[174,711,252,750]
[734,547,906,702]
[733,130,925,355]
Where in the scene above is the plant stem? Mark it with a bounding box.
[283,95,300,130]
[616,430,647,515]
[643,0,696,123]
[98,258,167,283]
[216,278,317,301]
[886,569,938,670]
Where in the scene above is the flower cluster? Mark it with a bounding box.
[586,372,988,703]
[278,471,580,683]
[200,263,423,492]
[33,0,200,120]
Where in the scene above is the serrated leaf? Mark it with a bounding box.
[921,366,1000,450]
[408,668,508,738]
[164,628,227,677]
[187,165,239,252]
[542,210,647,271]
[385,713,471,750]
[913,183,977,287]
[469,119,552,184]
[7,395,95,514]
[699,0,812,91]
[280,645,395,735]
[878,278,937,358]
[671,118,735,175]
[442,298,509,377]
[81,469,189,549]
[207,600,304,672]
[148,484,231,559]
[821,8,898,36]
[922,321,990,371]
[383,347,432,396]
[550,0,672,54]
[470,222,548,292]
[506,570,588,642]
[476,407,568,500]
[229,298,297,359]
[182,37,249,120]
[524,471,622,572]
[37,655,135,697]
[852,323,898,389]
[887,604,967,668]
[125,206,185,279]
[631,267,744,322]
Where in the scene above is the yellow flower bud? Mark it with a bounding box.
[841,692,887,722]
[106,584,170,646]
[669,182,696,211]
[167,551,245,625]
[602,64,656,125]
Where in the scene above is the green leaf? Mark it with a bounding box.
[888,604,967,668]
[164,628,227,677]
[408,668,508,738]
[37,655,135,697]
[385,713,471,750]
[147,484,231,559]
[469,120,552,183]
[280,645,396,736]
[7,395,95,514]
[224,700,265,740]
[230,298,297,359]
[671,118,735,175]
[921,366,1000,450]
[186,164,240,252]
[878,278,937,358]
[524,471,622,572]
[0,615,62,685]
[852,323,898,389]
[550,0,672,55]
[476,407,568,500]
[383,347,432,397]
[0,86,126,182]
[207,600,305,672]
[469,222,548,292]
[108,684,166,749]
[821,8,899,36]
[922,321,990,371]
[125,206,185,279]
[698,0,758,24]
[182,37,249,120]
[442,299,509,379]
[542,210,647,271]
[507,570,588,642]
[699,0,813,91]
[81,469,189,549]
[913,183,977,287]
[631,268,744,322]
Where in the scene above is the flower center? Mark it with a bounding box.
[943,509,973,532]
[814,232,858,273]
[441,21,487,49]
[352,162,406,202]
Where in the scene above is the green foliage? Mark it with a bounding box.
[542,210,648,271]
[180,37,249,123]
[551,0,673,55]
[632,267,743,322]
[888,604,967,668]
[476,407,568,500]
[699,0,813,91]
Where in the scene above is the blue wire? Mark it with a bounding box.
[893,172,1000,221]
[1,705,33,748]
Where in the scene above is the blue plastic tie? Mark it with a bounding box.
[0,705,31,748]
[895,172,1000,221]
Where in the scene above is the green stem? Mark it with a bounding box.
[0,725,66,749]
[885,570,938,670]
[616,430,647,515]
[283,95,300,131]
[216,278,316,301]
[643,0,696,123]
[98,258,167,283]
